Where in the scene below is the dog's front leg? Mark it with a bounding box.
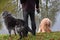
[8,30,11,37]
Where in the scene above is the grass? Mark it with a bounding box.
[0,32,60,40]
[36,32,60,40]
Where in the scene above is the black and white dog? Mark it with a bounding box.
[2,11,33,39]
[2,11,17,36]
[16,19,33,39]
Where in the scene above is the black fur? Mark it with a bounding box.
[2,11,33,39]
[2,11,17,36]
[16,19,33,39]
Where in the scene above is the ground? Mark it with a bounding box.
[0,32,60,40]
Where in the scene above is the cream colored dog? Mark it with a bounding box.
[38,18,52,33]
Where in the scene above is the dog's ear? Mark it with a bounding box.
[2,11,11,18]
[2,11,8,16]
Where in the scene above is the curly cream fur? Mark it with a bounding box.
[38,18,52,33]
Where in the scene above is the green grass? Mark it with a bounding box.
[36,32,60,40]
[0,32,60,40]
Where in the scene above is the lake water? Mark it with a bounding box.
[0,11,60,34]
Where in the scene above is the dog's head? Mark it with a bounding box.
[2,11,11,18]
